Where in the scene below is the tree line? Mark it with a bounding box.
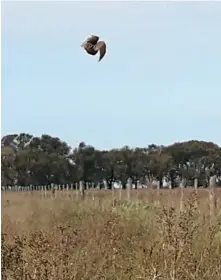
[1,133,221,188]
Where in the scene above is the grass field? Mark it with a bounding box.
[2,188,221,280]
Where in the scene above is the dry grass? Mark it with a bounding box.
[2,189,221,280]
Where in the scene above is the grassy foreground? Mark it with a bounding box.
[2,189,221,280]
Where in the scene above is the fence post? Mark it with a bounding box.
[66,184,69,199]
[126,178,132,201]
[75,182,79,199]
[193,178,198,208]
[155,181,160,206]
[179,179,186,212]
[194,178,198,191]
[79,181,85,199]
[91,182,95,200]
[70,184,74,199]
[118,181,122,201]
[111,181,115,204]
[51,183,55,198]
[41,186,44,198]
[44,185,47,198]
[209,175,217,219]
[103,179,108,190]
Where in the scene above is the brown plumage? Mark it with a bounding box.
[81,35,107,62]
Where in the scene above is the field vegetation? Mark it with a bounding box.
[2,188,221,280]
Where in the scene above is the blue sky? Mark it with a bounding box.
[2,1,221,149]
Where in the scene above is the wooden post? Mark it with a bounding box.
[41,186,44,199]
[66,184,69,199]
[137,180,141,189]
[70,184,74,200]
[179,179,186,212]
[194,178,198,191]
[75,182,79,199]
[44,185,47,198]
[156,181,160,206]
[103,179,108,190]
[194,178,198,208]
[126,178,132,201]
[111,181,115,204]
[79,181,85,199]
[91,182,95,200]
[136,180,141,201]
[118,181,122,201]
[208,175,217,219]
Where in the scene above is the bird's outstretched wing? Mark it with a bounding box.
[94,41,106,62]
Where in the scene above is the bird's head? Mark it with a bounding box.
[80,40,87,48]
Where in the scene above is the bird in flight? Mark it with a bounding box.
[81,35,107,62]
